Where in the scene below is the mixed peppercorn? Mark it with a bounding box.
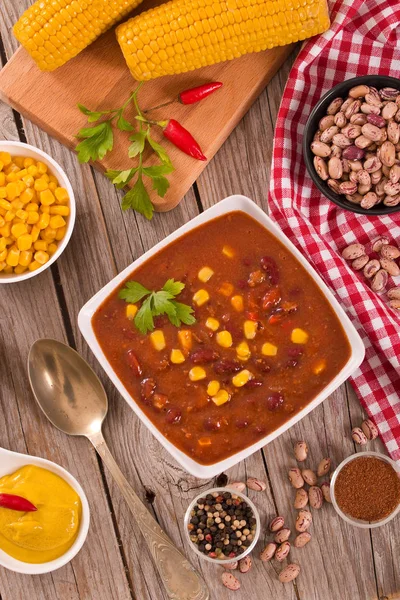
[187,491,257,560]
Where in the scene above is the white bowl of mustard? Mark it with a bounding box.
[0,447,90,574]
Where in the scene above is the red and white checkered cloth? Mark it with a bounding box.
[269,0,400,462]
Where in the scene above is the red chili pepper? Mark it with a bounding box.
[179,82,223,105]
[0,493,37,512]
[162,119,207,161]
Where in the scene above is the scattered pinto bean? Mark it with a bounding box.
[294,440,308,462]
[238,556,252,574]
[363,259,380,279]
[352,426,368,445]
[388,299,400,310]
[294,488,309,509]
[317,457,332,477]
[295,510,313,532]
[321,481,332,503]
[222,572,241,591]
[294,532,312,548]
[380,244,400,259]
[227,481,246,493]
[388,286,400,300]
[260,542,277,562]
[372,236,389,252]
[247,477,266,492]
[361,418,379,440]
[380,257,400,277]
[269,516,285,532]
[341,243,365,260]
[309,486,323,509]
[301,469,317,486]
[275,541,291,562]
[274,528,291,543]
[279,564,301,583]
[352,254,369,270]
[223,561,238,570]
[288,467,305,489]
[371,269,388,293]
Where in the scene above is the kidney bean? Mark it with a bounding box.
[367,113,386,128]
[342,146,365,160]
[262,287,281,310]
[260,256,279,285]
[266,393,284,411]
[214,359,241,374]
[204,416,222,431]
[245,378,263,388]
[190,348,220,364]
[127,350,142,376]
[254,358,272,373]
[235,418,250,429]
[141,377,156,401]
[165,406,182,424]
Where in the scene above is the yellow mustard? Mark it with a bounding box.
[0,465,81,563]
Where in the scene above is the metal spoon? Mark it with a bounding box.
[28,338,209,600]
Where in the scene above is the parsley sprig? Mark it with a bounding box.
[76,83,174,220]
[119,279,196,334]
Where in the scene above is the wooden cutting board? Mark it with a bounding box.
[0,11,292,211]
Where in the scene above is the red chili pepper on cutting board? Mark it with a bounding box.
[0,493,37,512]
[179,82,223,105]
[162,119,207,161]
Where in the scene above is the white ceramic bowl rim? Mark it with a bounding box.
[0,140,76,284]
[78,195,365,478]
[0,448,90,574]
[183,487,260,564]
[330,451,400,529]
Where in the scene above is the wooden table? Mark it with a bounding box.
[0,4,399,599]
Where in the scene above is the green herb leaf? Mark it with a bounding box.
[142,164,174,177]
[163,279,185,297]
[117,114,134,132]
[118,281,151,303]
[134,295,155,334]
[78,103,104,123]
[121,176,153,220]
[150,175,170,198]
[76,121,113,163]
[146,132,173,167]
[128,131,147,158]
[119,278,195,334]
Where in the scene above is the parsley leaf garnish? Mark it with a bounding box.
[119,278,196,334]
[76,121,113,163]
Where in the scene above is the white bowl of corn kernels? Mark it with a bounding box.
[0,141,75,283]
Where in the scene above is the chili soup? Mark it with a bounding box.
[91,210,352,465]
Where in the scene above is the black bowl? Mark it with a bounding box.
[303,75,400,216]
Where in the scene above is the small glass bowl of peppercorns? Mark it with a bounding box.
[184,487,260,564]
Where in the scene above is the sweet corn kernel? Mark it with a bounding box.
[0,250,6,262]
[198,437,212,446]
[19,250,33,266]
[0,188,6,200]
[212,389,231,406]
[31,225,40,242]
[49,205,70,216]
[55,226,67,241]
[231,295,244,312]
[205,317,219,331]
[178,329,192,351]
[23,158,35,168]
[13,157,24,168]
[11,200,24,212]
[54,187,69,204]
[216,330,233,348]
[17,234,33,251]
[16,168,28,180]
[11,223,28,238]
[291,328,309,344]
[262,342,278,356]
[27,165,38,177]
[198,266,214,282]
[34,240,48,251]
[48,175,58,184]
[37,213,50,230]
[170,349,185,364]
[48,182,57,192]
[0,261,6,271]
[6,182,19,201]
[22,175,35,188]
[193,289,209,306]
[5,211,16,222]
[26,201,39,211]
[244,320,258,339]
[0,199,11,210]
[232,369,253,388]
[218,282,234,296]
[28,260,41,271]
[34,178,48,192]
[150,330,166,351]
[313,359,326,375]
[189,367,206,381]
[6,247,20,267]
[0,238,5,251]
[13,264,27,274]
[34,250,49,265]
[27,212,40,225]
[236,341,251,360]
[0,174,4,186]
[126,304,138,320]
[49,215,66,229]
[41,206,50,214]
[0,161,3,172]
[222,245,235,258]
[0,152,11,166]
[40,189,56,206]
[207,380,220,397]
[3,266,13,274]
[0,223,11,237]
[16,209,28,221]
[48,243,58,255]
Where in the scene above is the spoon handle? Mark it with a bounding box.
[89,431,209,600]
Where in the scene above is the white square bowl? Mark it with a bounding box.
[78,195,365,478]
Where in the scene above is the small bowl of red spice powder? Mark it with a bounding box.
[331,452,400,528]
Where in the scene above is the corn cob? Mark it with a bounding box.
[116,0,330,81]
[14,0,145,72]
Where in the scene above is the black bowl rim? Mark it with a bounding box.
[303,75,400,216]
